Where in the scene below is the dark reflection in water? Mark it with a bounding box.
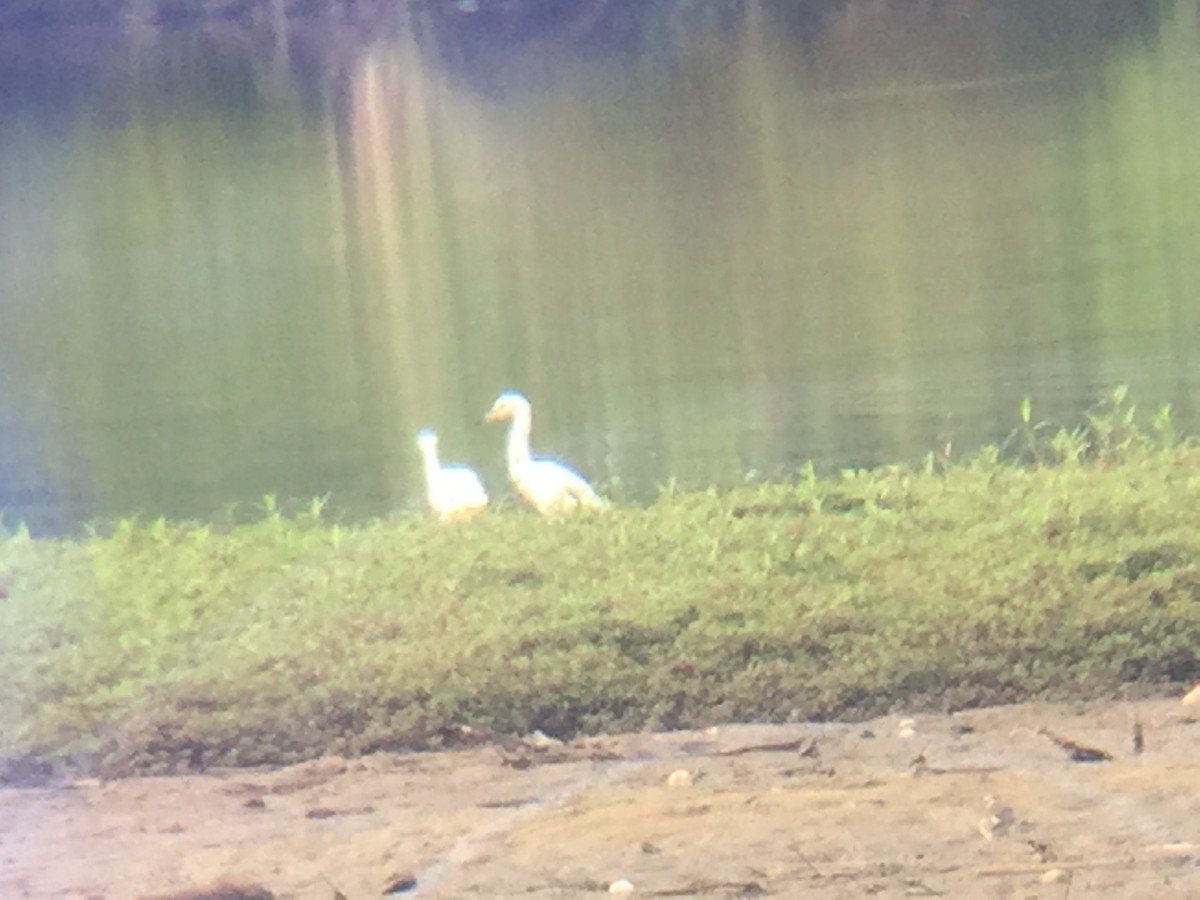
[0,0,1198,534]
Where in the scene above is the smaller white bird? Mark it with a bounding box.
[484,390,606,516]
[416,428,488,521]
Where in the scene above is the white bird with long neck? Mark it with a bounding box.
[416,428,488,521]
[484,391,606,515]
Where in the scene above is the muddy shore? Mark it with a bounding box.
[4,696,1198,899]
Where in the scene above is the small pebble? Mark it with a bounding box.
[609,878,635,894]
[666,769,692,788]
[382,872,418,894]
[1182,684,1200,706]
[898,727,916,739]
[1041,868,1068,884]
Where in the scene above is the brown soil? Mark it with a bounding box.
[3,697,1198,899]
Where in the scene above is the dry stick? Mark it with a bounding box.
[977,858,1135,877]
[650,881,766,896]
[714,737,818,757]
[789,842,826,879]
[903,880,943,898]
[916,765,1006,776]
[1037,727,1113,762]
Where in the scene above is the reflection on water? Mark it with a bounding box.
[1,0,1198,534]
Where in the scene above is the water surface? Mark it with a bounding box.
[2,1,1198,533]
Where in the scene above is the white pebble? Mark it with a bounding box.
[666,769,692,788]
[609,878,635,894]
[526,729,563,749]
[898,727,916,739]
[1181,683,1200,706]
[1041,868,1069,884]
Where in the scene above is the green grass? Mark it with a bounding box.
[2,389,1199,782]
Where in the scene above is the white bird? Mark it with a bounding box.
[484,391,606,515]
[416,428,488,521]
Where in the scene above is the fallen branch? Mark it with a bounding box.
[715,737,819,758]
[651,880,767,896]
[1037,728,1112,762]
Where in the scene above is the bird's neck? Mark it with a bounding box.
[506,409,534,472]
[420,447,441,478]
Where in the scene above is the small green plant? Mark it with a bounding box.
[1150,403,1176,447]
[1086,384,1138,463]
[1002,386,1176,468]
[1010,394,1046,464]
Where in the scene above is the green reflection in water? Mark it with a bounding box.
[1,1,1198,533]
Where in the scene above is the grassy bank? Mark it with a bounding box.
[2,392,1198,782]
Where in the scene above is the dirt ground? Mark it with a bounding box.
[2,697,1198,899]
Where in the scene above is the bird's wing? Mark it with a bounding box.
[447,466,488,502]
[557,466,605,507]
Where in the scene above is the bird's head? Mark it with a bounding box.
[416,428,439,449]
[484,391,530,423]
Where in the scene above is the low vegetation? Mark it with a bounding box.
[2,389,1198,782]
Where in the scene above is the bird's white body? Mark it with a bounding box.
[484,391,605,515]
[417,429,488,521]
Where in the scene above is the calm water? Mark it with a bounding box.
[2,1,1199,534]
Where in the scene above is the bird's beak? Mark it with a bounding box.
[484,405,502,423]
